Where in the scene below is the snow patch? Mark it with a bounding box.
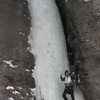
[16,32,25,36]
[21,96,24,99]
[18,87,22,90]
[86,39,90,42]
[25,69,30,72]
[84,0,90,2]
[74,86,85,100]
[30,88,37,97]
[30,88,37,93]
[12,90,20,95]
[65,0,68,2]
[3,60,18,68]
[97,19,100,24]
[6,86,14,90]
[8,97,14,100]
[26,93,29,96]
[27,47,31,51]
[19,32,25,36]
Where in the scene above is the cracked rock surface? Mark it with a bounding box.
[0,0,35,100]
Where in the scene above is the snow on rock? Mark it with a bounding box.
[84,0,90,2]
[3,60,18,68]
[26,93,29,96]
[19,32,25,36]
[6,86,14,90]
[16,31,25,36]
[18,87,22,90]
[28,0,85,100]
[25,69,30,72]
[12,90,20,95]
[74,86,85,100]
[30,88,37,99]
[8,97,14,100]
[66,0,68,2]
[30,88,37,93]
[21,96,24,99]
[97,20,100,24]
[27,47,31,51]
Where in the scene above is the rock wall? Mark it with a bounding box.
[0,0,35,100]
[56,0,100,100]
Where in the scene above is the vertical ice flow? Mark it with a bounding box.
[28,0,85,100]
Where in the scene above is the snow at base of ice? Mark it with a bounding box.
[28,0,85,100]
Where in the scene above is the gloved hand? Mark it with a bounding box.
[60,73,63,77]
[72,72,75,75]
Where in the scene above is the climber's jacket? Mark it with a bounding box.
[60,75,73,87]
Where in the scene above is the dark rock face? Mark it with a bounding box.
[0,0,35,100]
[56,0,100,100]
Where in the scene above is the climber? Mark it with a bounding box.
[60,70,75,100]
